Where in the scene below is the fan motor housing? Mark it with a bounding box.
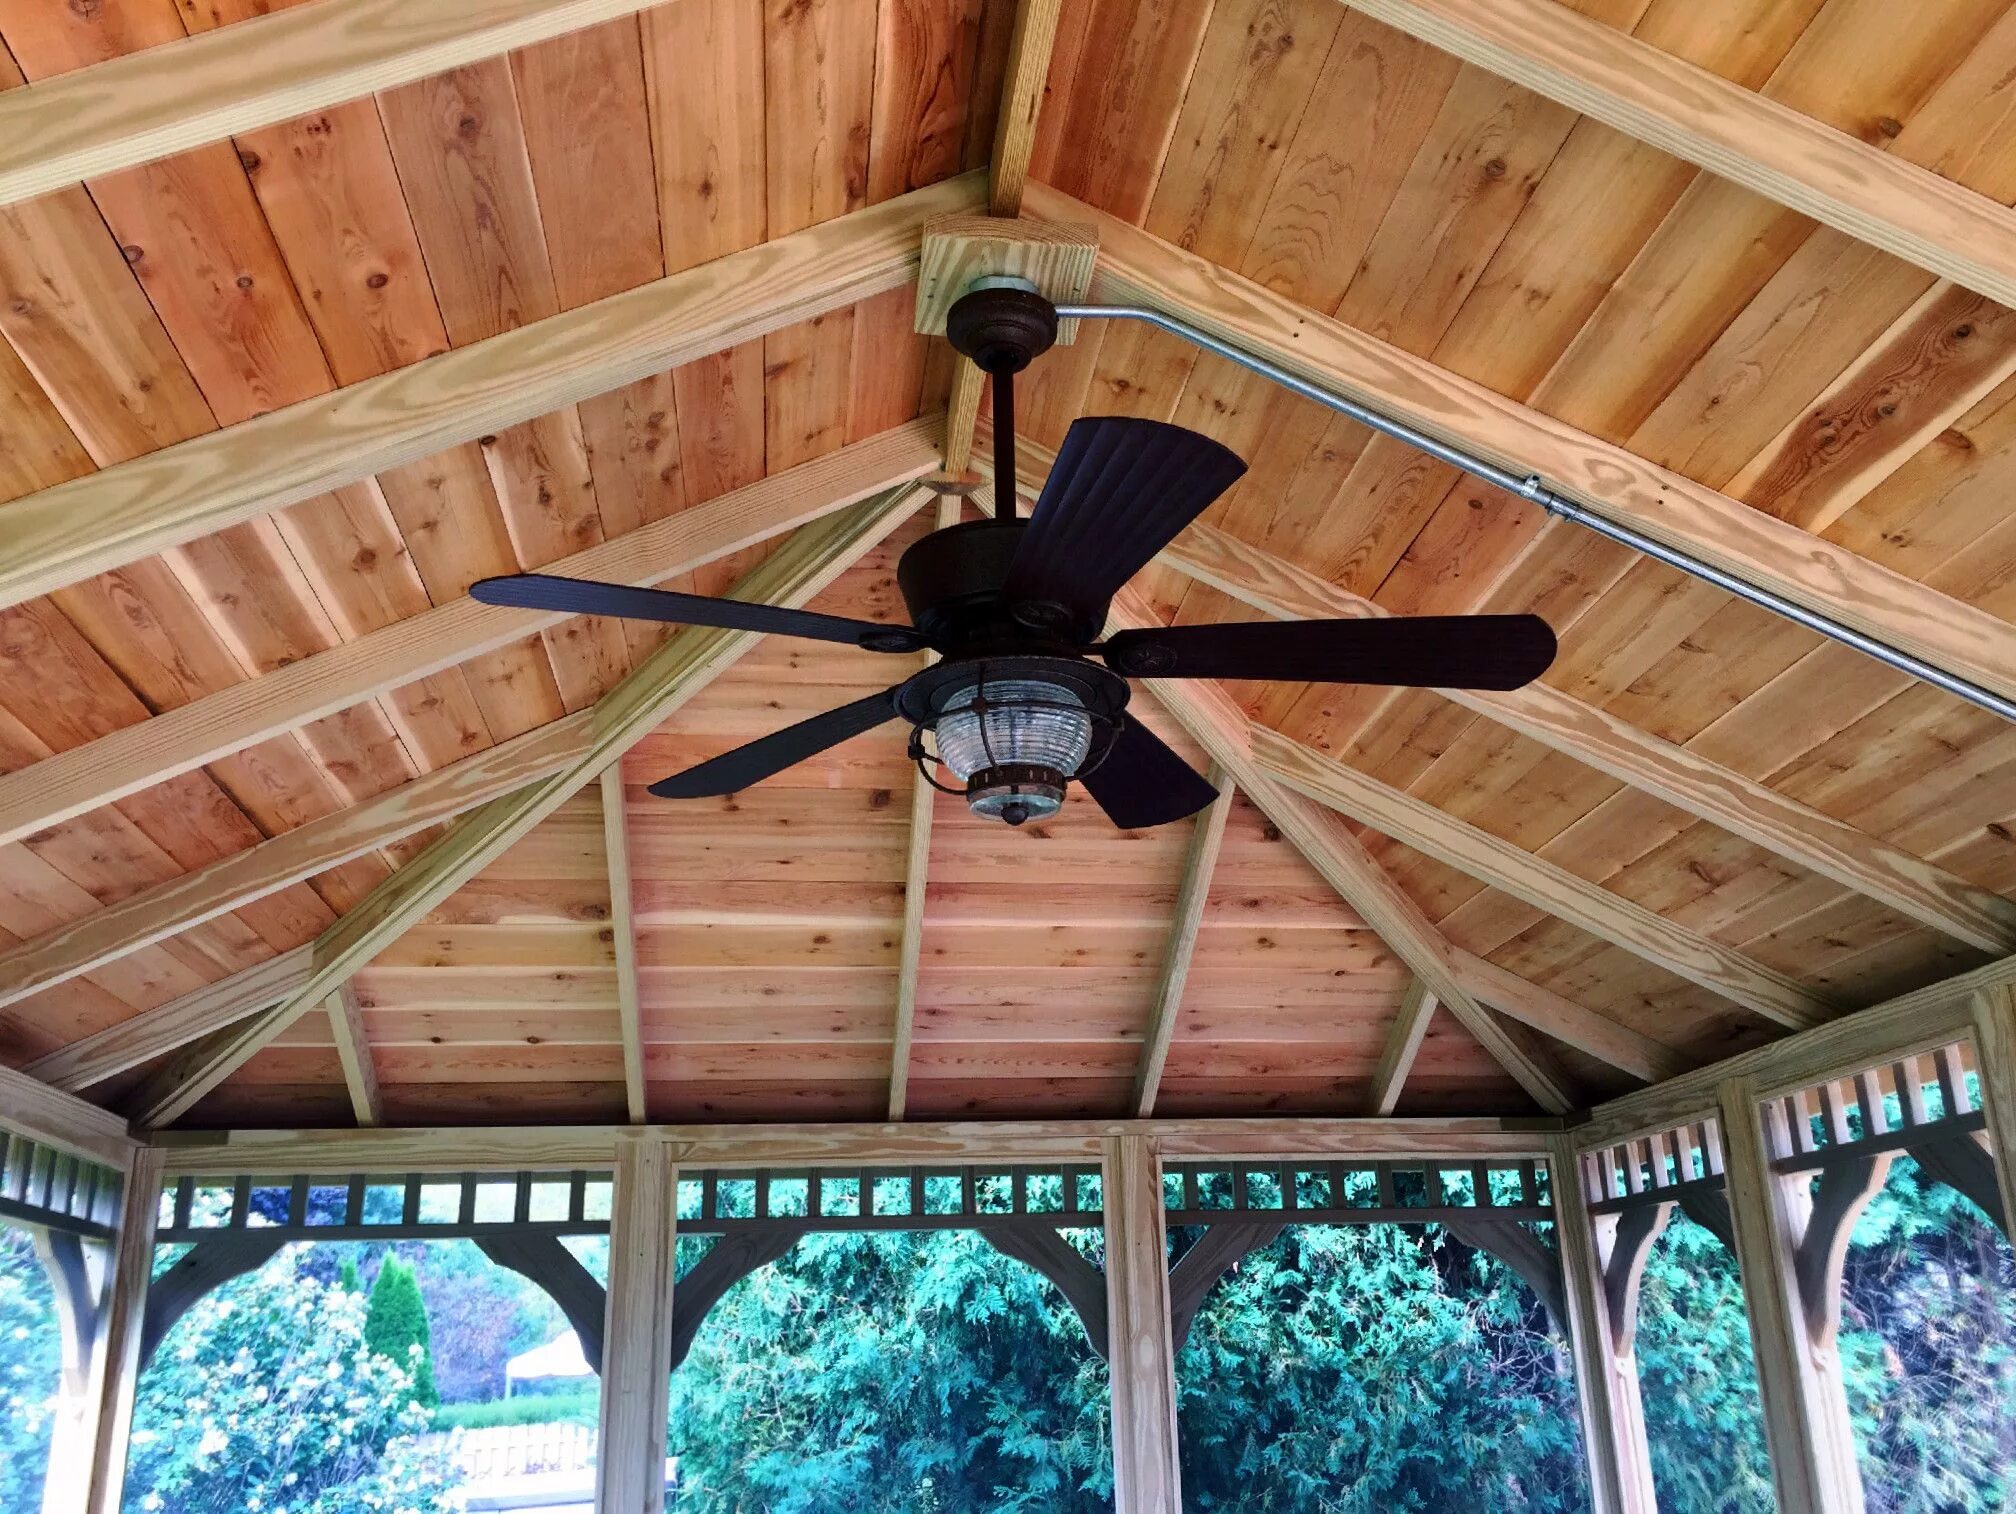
[898,518,1106,649]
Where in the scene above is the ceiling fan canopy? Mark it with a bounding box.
[470,286,1559,830]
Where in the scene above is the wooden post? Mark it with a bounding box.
[1547,1136,1661,1514]
[1970,987,2016,1233]
[86,1146,166,1514]
[595,1136,678,1514]
[1102,1135,1181,1513]
[1717,1078,1868,1514]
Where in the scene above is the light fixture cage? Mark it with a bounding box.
[909,666,1123,826]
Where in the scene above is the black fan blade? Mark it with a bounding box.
[1004,417,1247,628]
[649,686,905,798]
[1102,614,1557,690]
[1079,720,1222,830]
[470,574,926,652]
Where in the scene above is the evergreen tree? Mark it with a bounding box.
[337,1257,361,1293]
[363,1256,439,1407]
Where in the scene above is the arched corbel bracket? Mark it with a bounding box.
[474,1234,609,1373]
[670,1227,801,1372]
[1908,1131,2006,1236]
[982,1225,1109,1360]
[1446,1213,1576,1338]
[1793,1152,1893,1348]
[1167,1221,1284,1352]
[140,1233,286,1370]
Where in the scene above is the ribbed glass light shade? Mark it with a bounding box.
[936,678,1093,782]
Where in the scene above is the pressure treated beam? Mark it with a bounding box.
[0,1062,136,1167]
[26,948,315,1095]
[1338,0,2016,312]
[324,986,381,1128]
[600,768,647,1125]
[941,0,1065,474]
[1103,1135,1183,1511]
[0,715,592,1010]
[888,494,966,1120]
[126,493,921,1128]
[1023,181,2016,710]
[0,420,940,850]
[1162,519,2016,955]
[596,1135,678,1514]
[1368,979,1437,1116]
[1255,729,1838,1031]
[0,176,979,611]
[0,0,656,206]
[1448,949,1687,1085]
[1131,771,1235,1117]
[1118,631,1577,1114]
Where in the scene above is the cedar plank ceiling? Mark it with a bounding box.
[0,0,2011,1126]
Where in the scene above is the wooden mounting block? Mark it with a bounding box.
[914,215,1099,343]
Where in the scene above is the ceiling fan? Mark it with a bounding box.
[471,286,1557,831]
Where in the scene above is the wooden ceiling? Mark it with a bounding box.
[0,0,2012,1130]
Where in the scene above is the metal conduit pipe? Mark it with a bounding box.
[1053,304,2016,726]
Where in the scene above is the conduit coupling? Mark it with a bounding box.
[1055,304,2016,725]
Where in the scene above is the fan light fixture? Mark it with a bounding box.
[932,677,1094,825]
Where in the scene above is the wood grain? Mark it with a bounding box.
[0,419,939,848]
[1368,978,1436,1115]
[0,1060,136,1165]
[1131,773,1234,1116]
[0,0,660,206]
[324,985,382,1127]
[595,1135,677,1514]
[600,768,647,1123]
[1102,1134,1182,1512]
[0,173,982,609]
[1339,0,2016,311]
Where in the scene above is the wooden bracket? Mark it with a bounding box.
[1908,1131,2006,1236]
[1447,1211,1575,1337]
[914,215,1099,343]
[1167,1220,1285,1351]
[668,1227,800,1371]
[140,1233,287,1370]
[474,1234,610,1373]
[1792,1152,1893,1347]
[981,1225,1110,1359]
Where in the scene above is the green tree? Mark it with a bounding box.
[335,1258,360,1294]
[0,1226,61,1513]
[363,1255,439,1409]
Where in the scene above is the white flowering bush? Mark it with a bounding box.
[126,1247,463,1514]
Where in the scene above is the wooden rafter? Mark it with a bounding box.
[1023,181,2016,710]
[324,985,382,1128]
[0,419,940,850]
[0,1061,136,1166]
[126,493,923,1128]
[1130,769,1235,1117]
[600,768,647,1125]
[1449,951,1686,1085]
[941,0,1066,474]
[1338,0,2016,311]
[1162,519,2016,955]
[887,493,967,1120]
[25,948,314,1096]
[1255,728,1838,1031]
[0,175,980,611]
[0,0,659,207]
[0,715,592,1010]
[1118,630,1577,1114]
[1368,979,1437,1117]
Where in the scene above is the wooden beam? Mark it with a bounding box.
[1120,644,1577,1113]
[0,1063,135,1167]
[1023,181,2016,710]
[1368,979,1437,1117]
[987,0,1064,217]
[0,715,593,1009]
[1577,957,2012,1153]
[0,0,656,206]
[595,1135,677,1514]
[0,419,941,849]
[153,1116,1560,1177]
[324,986,381,1128]
[26,947,314,1095]
[1255,728,1839,1032]
[939,0,1067,472]
[86,1148,165,1514]
[600,768,647,1125]
[1131,771,1235,1117]
[1970,986,2016,1248]
[127,493,921,1128]
[887,496,964,1120]
[1449,950,1687,1085]
[1717,1078,1868,1513]
[1338,0,2016,311]
[1548,1134,1659,1514]
[1103,1134,1182,1512]
[1162,519,2016,955]
[0,176,980,611]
